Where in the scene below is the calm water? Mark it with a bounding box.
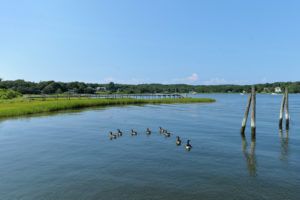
[0,94,299,200]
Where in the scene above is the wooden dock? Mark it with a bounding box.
[26,93,185,100]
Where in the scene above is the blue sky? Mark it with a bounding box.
[1,0,300,85]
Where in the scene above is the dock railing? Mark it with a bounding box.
[26,93,185,100]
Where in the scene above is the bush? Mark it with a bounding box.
[0,89,22,99]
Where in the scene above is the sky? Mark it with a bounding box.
[0,0,300,85]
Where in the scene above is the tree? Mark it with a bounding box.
[0,78,4,89]
[0,89,22,99]
[56,88,63,94]
[84,87,95,94]
[108,82,116,92]
[42,83,56,94]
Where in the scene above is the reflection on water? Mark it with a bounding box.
[241,134,257,177]
[0,104,130,123]
[279,129,289,162]
[1,94,300,199]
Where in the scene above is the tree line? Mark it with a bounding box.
[1,79,300,95]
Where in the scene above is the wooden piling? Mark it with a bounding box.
[285,88,289,129]
[279,93,286,129]
[241,94,252,134]
[251,86,256,138]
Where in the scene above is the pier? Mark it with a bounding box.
[26,93,185,100]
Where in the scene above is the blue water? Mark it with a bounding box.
[0,94,299,200]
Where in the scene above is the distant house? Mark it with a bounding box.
[96,87,106,92]
[275,87,282,93]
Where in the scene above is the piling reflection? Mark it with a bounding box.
[279,129,289,162]
[241,133,257,177]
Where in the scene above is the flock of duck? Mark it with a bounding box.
[109,126,192,151]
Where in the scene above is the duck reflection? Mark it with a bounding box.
[279,129,289,162]
[241,133,257,177]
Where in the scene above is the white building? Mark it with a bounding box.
[96,87,106,92]
[275,87,282,93]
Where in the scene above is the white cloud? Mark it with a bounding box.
[204,77,227,85]
[172,73,199,84]
[187,73,199,82]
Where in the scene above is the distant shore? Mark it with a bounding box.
[0,97,215,119]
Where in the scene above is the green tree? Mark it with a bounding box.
[42,83,56,94]
[84,87,95,94]
[0,78,4,89]
[56,88,63,94]
[108,82,116,92]
[0,89,22,99]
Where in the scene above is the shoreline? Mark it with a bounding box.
[0,98,215,119]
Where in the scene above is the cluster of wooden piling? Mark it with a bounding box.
[279,88,289,129]
[241,85,256,139]
[240,87,291,176]
[241,86,290,138]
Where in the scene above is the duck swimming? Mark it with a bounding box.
[176,136,181,145]
[159,127,164,133]
[146,128,151,135]
[131,129,137,136]
[164,130,170,137]
[186,140,192,150]
[117,129,122,136]
[110,131,117,139]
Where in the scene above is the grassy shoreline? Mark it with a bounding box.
[0,98,215,118]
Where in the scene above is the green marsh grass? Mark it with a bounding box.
[0,97,215,118]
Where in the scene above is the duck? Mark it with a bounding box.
[117,129,122,136]
[110,131,117,139]
[146,128,151,135]
[176,136,181,145]
[186,140,192,150]
[159,127,164,133]
[131,129,137,136]
[164,130,170,137]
